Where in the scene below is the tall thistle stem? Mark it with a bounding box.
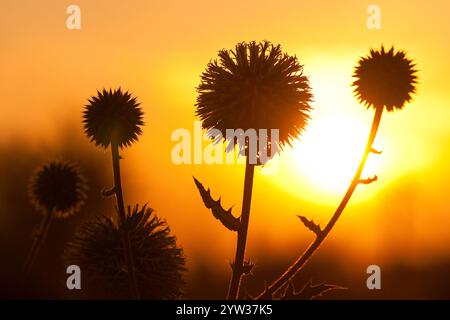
[227,157,255,300]
[22,208,54,276]
[257,107,384,299]
[111,142,140,299]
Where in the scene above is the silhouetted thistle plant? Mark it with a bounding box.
[83,88,144,148]
[83,88,144,298]
[194,41,313,299]
[64,204,185,299]
[196,41,312,153]
[256,46,418,299]
[23,160,87,276]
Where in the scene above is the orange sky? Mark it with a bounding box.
[1,0,450,283]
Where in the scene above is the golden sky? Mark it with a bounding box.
[1,0,450,283]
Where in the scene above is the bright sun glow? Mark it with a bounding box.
[266,64,384,203]
[289,114,380,194]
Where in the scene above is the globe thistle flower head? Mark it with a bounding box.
[64,204,186,299]
[353,46,418,112]
[83,88,144,149]
[196,41,313,152]
[29,160,87,218]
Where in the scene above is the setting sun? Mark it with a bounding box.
[1,0,450,303]
[291,114,380,193]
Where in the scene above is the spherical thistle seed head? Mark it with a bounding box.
[64,204,186,299]
[353,46,418,112]
[83,88,144,149]
[29,160,87,218]
[196,41,313,151]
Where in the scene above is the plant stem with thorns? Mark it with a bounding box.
[111,142,140,299]
[228,156,255,300]
[257,107,384,299]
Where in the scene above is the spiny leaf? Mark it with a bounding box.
[282,280,345,300]
[193,177,240,231]
[101,186,116,198]
[298,280,345,300]
[242,260,255,275]
[231,260,255,275]
[359,175,378,185]
[297,215,322,236]
[370,147,383,155]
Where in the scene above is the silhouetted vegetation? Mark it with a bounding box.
[194,41,313,299]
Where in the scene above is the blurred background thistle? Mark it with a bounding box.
[23,160,87,276]
[194,40,313,299]
[64,204,185,299]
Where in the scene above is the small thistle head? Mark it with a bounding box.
[29,160,87,218]
[64,204,186,299]
[196,41,313,152]
[83,88,144,149]
[353,46,418,111]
